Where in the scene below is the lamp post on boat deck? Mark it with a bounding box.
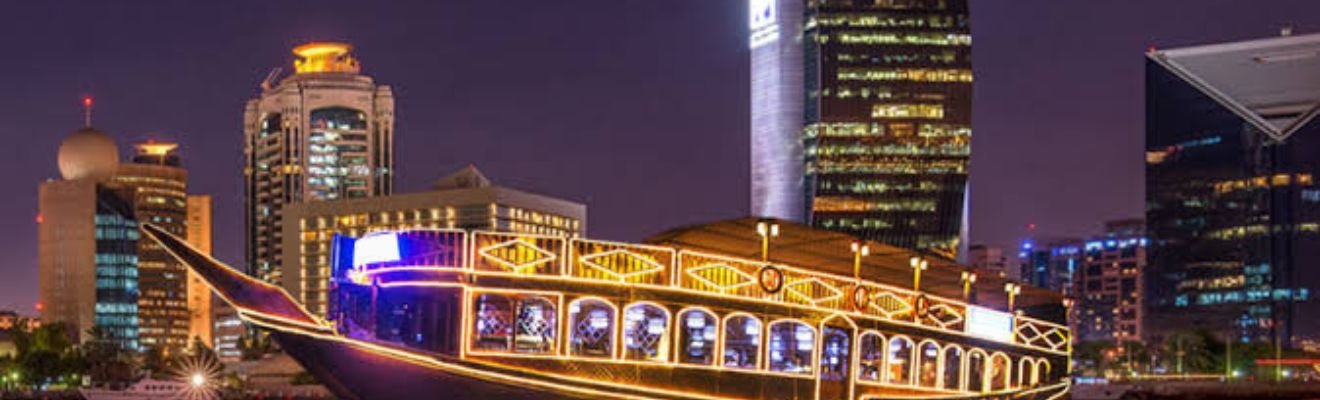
[1004,282,1021,312]
[908,255,928,292]
[756,220,779,262]
[961,271,977,301]
[851,241,869,280]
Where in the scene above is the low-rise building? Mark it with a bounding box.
[281,166,586,315]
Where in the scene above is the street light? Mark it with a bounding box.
[960,271,977,301]
[851,241,870,280]
[909,255,928,292]
[1004,282,1021,311]
[756,220,779,262]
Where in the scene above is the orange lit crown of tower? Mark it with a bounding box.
[293,42,360,74]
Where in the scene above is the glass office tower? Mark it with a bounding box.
[1145,34,1318,345]
[800,0,972,258]
[94,187,141,351]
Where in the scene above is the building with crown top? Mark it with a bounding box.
[245,42,396,286]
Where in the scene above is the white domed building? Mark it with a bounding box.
[37,124,142,351]
[56,126,120,182]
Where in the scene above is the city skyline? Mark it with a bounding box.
[4,0,1320,313]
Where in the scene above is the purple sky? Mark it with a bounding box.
[3,1,1318,311]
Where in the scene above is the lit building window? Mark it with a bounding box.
[767,320,814,374]
[568,298,615,358]
[622,303,669,362]
[513,297,556,354]
[472,294,513,351]
[887,336,914,385]
[858,332,886,381]
[722,314,761,369]
[677,309,717,365]
[820,327,850,381]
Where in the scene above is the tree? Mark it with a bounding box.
[81,327,138,387]
[1160,329,1224,374]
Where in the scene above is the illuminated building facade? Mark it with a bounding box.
[750,0,973,256]
[110,141,191,353]
[245,42,395,286]
[1146,34,1319,345]
[38,126,140,351]
[1017,237,1081,295]
[282,166,585,316]
[145,217,1071,399]
[1026,220,1146,343]
[749,0,806,222]
[186,195,213,347]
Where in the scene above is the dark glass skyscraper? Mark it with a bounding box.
[1146,34,1318,345]
[752,0,972,258]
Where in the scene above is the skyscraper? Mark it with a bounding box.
[245,42,395,286]
[750,0,973,258]
[38,125,140,351]
[185,195,213,347]
[110,140,190,353]
[1146,33,1318,345]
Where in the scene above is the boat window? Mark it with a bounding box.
[513,297,556,354]
[723,314,761,369]
[917,341,940,387]
[568,298,616,358]
[942,345,963,390]
[886,336,914,385]
[967,349,987,392]
[472,293,513,351]
[767,320,814,374]
[857,332,885,381]
[678,309,717,365]
[1035,359,1050,385]
[820,327,850,381]
[622,303,670,362]
[989,353,1011,391]
[1018,357,1034,387]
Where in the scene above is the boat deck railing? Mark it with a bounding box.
[362,230,1070,355]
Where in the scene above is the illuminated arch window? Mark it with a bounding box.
[722,314,761,369]
[472,293,513,351]
[768,320,815,374]
[941,345,963,391]
[513,297,556,354]
[967,349,988,392]
[820,326,850,381]
[568,298,615,358]
[989,352,1011,391]
[857,332,886,381]
[916,340,940,388]
[677,308,717,365]
[886,336,914,385]
[1017,357,1034,387]
[622,302,669,362]
[1035,359,1051,385]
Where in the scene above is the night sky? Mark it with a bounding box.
[2,1,1318,311]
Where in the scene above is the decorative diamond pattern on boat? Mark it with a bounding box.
[869,291,914,319]
[1015,319,1070,350]
[576,316,609,343]
[579,249,665,281]
[922,304,964,329]
[478,239,556,273]
[686,263,756,293]
[784,278,844,305]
